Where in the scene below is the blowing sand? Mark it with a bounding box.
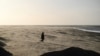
[0,26,100,56]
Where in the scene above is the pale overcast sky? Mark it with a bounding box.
[0,0,100,25]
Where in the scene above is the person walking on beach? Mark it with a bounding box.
[41,32,45,42]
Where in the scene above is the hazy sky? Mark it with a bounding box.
[0,0,100,25]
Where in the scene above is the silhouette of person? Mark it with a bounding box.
[41,32,45,42]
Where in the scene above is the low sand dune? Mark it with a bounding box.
[0,26,100,56]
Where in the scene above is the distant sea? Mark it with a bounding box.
[0,25,100,33]
[40,25,100,33]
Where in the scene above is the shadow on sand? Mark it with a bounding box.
[0,41,6,47]
[41,47,100,56]
[0,37,8,41]
[0,47,13,56]
[0,37,13,56]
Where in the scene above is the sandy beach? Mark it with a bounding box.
[0,26,100,56]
